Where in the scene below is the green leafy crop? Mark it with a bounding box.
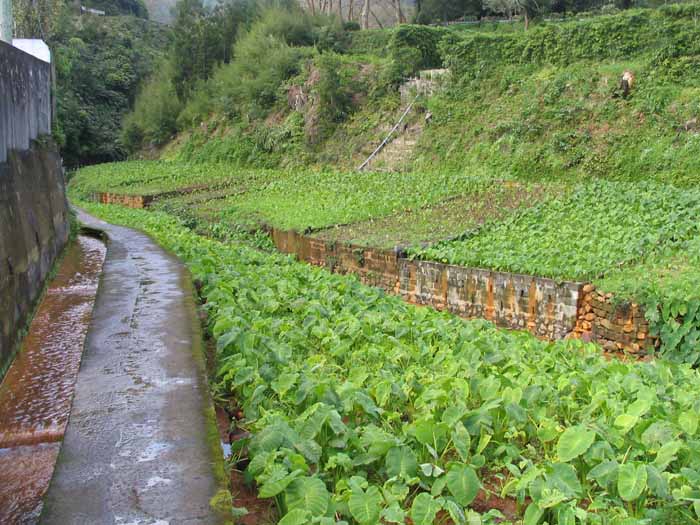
[78,201,700,525]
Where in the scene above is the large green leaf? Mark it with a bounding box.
[523,502,543,525]
[285,477,330,517]
[446,464,480,506]
[278,509,311,525]
[381,503,406,524]
[451,423,471,462]
[385,446,418,479]
[654,440,682,471]
[258,468,302,498]
[410,493,441,525]
[349,485,382,524]
[679,411,698,436]
[557,426,596,463]
[618,463,648,502]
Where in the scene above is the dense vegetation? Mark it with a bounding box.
[12,0,170,167]
[411,180,700,282]
[77,202,700,525]
[69,161,544,234]
[63,4,700,522]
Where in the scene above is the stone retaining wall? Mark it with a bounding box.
[0,143,70,374]
[398,260,581,339]
[270,228,401,291]
[270,227,582,339]
[571,285,654,353]
[94,192,153,209]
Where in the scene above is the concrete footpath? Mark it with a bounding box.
[41,210,228,525]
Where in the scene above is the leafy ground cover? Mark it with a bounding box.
[312,183,559,249]
[72,161,552,233]
[410,180,700,282]
[69,161,281,197]
[78,201,700,525]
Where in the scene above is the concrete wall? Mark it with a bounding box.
[0,144,70,374]
[0,40,52,163]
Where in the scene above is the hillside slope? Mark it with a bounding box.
[77,5,700,365]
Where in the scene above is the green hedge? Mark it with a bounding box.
[388,24,449,70]
[347,29,391,56]
[441,7,700,78]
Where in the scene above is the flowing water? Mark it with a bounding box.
[0,235,106,523]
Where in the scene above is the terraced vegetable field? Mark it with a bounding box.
[70,162,700,365]
[78,201,700,525]
[410,180,700,282]
[70,161,552,232]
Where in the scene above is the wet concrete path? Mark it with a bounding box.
[0,235,106,524]
[41,210,226,525]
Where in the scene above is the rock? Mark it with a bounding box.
[603,340,617,352]
[582,284,595,293]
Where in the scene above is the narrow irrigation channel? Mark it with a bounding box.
[0,234,106,523]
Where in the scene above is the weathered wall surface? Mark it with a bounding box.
[398,260,581,339]
[571,285,654,353]
[95,192,153,209]
[0,144,70,375]
[270,227,582,339]
[0,40,52,163]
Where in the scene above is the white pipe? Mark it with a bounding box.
[358,96,418,172]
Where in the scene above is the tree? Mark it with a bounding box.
[361,0,370,29]
[171,0,255,102]
[415,0,480,24]
[483,0,545,28]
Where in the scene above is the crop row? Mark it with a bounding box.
[70,161,540,233]
[68,161,282,197]
[79,201,700,525]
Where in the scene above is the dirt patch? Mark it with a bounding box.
[313,182,563,249]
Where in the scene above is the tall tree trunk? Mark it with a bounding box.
[348,0,354,21]
[337,0,343,22]
[394,0,405,23]
[361,0,370,29]
[524,9,530,30]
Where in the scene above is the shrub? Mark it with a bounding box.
[121,60,182,150]
[347,29,392,56]
[388,24,449,72]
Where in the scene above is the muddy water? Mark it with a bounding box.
[0,235,106,523]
